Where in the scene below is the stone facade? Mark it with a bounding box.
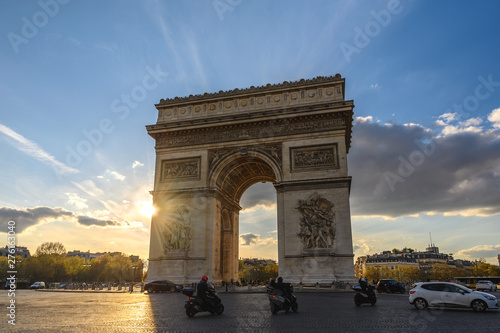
[146,75,356,284]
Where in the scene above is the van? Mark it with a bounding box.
[30,282,46,289]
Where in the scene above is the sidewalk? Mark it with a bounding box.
[37,284,353,294]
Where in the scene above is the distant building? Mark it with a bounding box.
[67,250,141,262]
[67,250,102,261]
[240,258,277,267]
[0,246,31,258]
[354,244,472,279]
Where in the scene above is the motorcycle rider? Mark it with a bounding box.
[359,277,375,298]
[359,277,368,292]
[274,277,292,300]
[197,275,215,308]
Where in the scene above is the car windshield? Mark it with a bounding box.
[457,284,472,292]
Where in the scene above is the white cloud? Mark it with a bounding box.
[488,107,500,129]
[240,203,276,213]
[353,116,374,124]
[0,123,78,175]
[97,169,126,181]
[132,160,144,169]
[66,193,88,210]
[455,244,500,262]
[437,112,458,123]
[370,83,379,89]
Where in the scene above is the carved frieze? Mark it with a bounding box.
[296,193,336,250]
[163,205,191,254]
[291,144,338,172]
[160,157,200,181]
[155,114,346,149]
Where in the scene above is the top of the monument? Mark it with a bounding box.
[157,74,343,106]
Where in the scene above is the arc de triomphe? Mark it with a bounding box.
[146,75,356,284]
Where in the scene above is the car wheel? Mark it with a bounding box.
[147,287,154,293]
[170,286,176,293]
[385,287,391,293]
[471,300,487,312]
[414,298,428,310]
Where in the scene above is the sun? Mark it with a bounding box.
[139,201,156,218]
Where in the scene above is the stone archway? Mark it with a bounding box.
[146,75,356,284]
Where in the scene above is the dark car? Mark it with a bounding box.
[144,280,183,293]
[376,279,405,293]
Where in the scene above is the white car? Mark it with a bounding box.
[476,280,498,291]
[409,282,498,312]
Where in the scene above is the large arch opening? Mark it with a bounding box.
[239,182,278,276]
[211,153,279,282]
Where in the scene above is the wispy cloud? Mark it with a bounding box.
[0,123,79,174]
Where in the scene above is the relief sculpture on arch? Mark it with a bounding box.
[296,193,336,250]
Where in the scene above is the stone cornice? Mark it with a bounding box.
[274,177,352,192]
[157,74,344,106]
[153,75,347,124]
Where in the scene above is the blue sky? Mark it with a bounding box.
[1,0,499,264]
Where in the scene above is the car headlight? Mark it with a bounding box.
[483,295,496,301]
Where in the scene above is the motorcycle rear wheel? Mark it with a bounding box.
[215,303,224,315]
[292,302,298,312]
[271,303,278,315]
[186,306,196,318]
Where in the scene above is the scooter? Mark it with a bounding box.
[267,285,298,314]
[352,284,377,306]
[183,287,224,317]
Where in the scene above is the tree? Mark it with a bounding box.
[109,253,133,283]
[35,242,66,256]
[64,256,86,281]
[364,266,382,282]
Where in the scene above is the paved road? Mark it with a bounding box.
[1,290,499,332]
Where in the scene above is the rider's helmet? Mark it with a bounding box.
[201,275,208,282]
[360,277,367,283]
[277,277,283,284]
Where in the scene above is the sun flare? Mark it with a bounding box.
[139,201,155,218]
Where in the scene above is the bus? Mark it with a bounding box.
[454,277,500,289]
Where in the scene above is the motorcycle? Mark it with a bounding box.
[352,284,377,306]
[183,287,224,317]
[267,284,298,314]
